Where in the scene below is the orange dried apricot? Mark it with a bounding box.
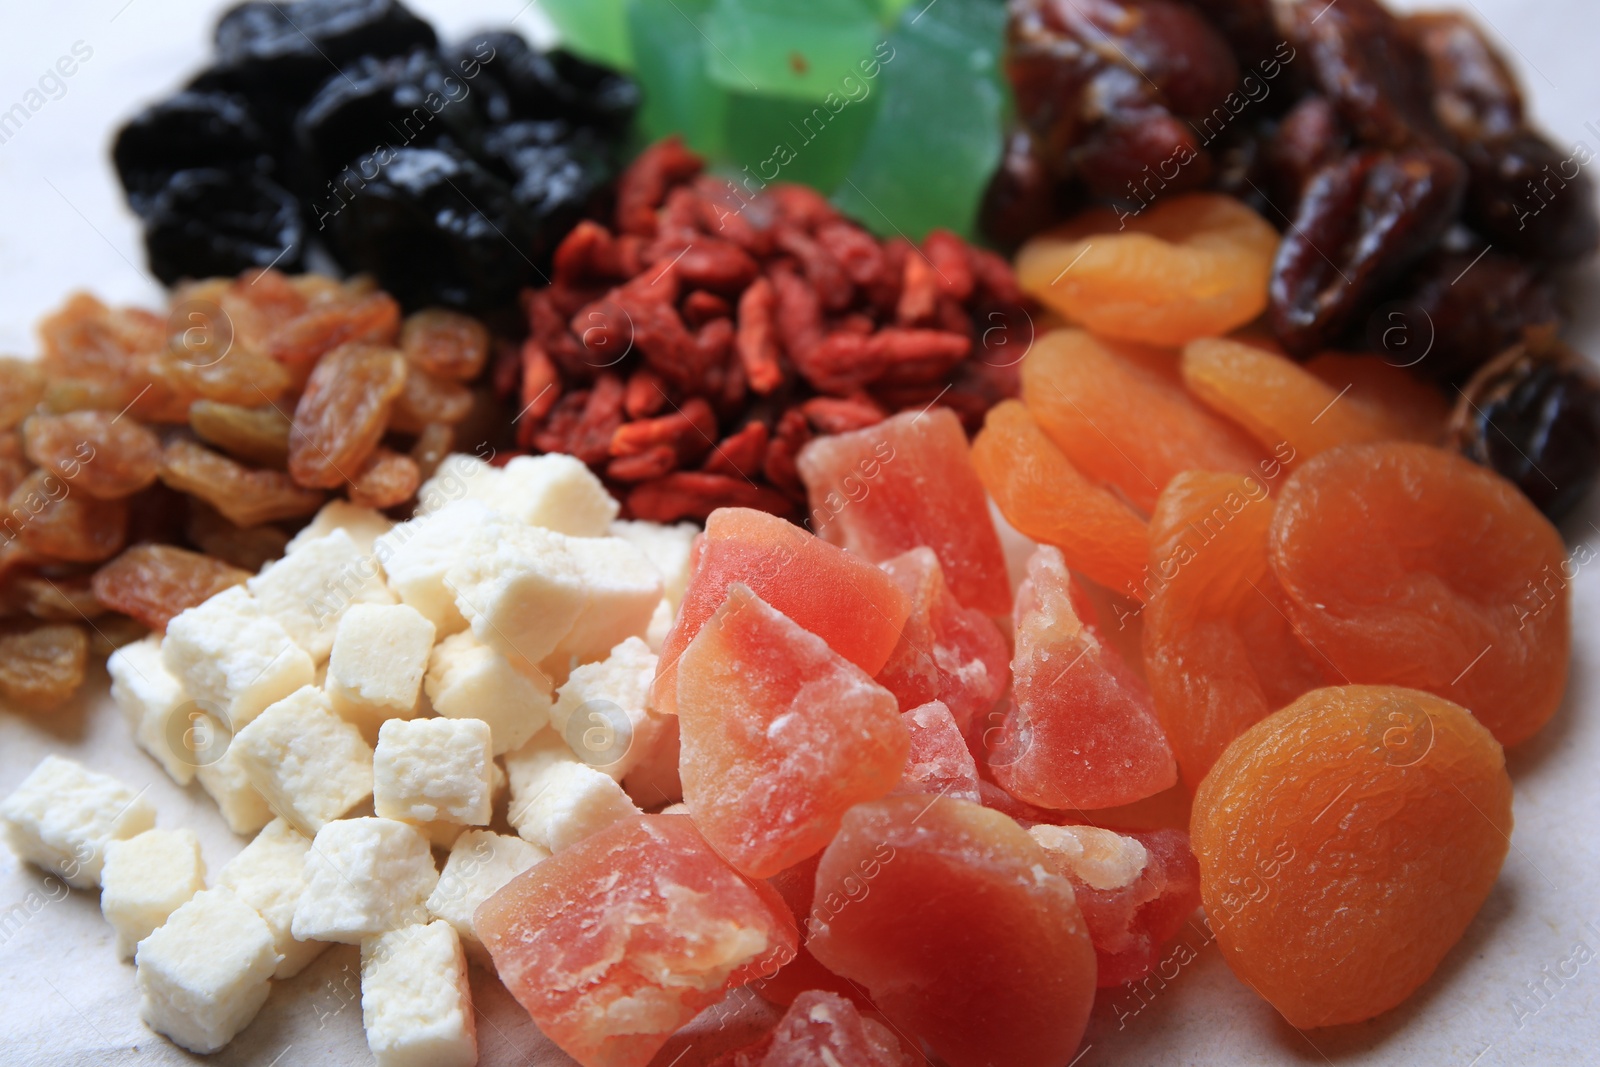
[1191,685,1512,1028]
[1269,442,1569,747]
[1022,329,1268,514]
[1014,194,1278,346]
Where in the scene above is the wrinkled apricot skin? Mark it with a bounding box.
[1015,194,1279,347]
[1191,685,1512,1028]
[1270,442,1569,747]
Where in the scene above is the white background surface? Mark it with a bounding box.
[0,1,1597,1065]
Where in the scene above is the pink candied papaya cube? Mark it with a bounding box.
[875,547,1010,732]
[894,699,981,804]
[475,814,797,1067]
[988,546,1176,810]
[1028,825,1201,987]
[712,990,914,1067]
[677,583,909,878]
[796,408,1012,617]
[654,507,910,716]
[807,796,1097,1067]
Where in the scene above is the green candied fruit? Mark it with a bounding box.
[720,88,882,193]
[702,0,883,102]
[833,0,1007,240]
[541,0,633,71]
[628,0,730,155]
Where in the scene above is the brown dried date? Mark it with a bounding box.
[1264,95,1349,210]
[92,544,248,631]
[4,469,128,563]
[188,400,292,467]
[23,411,162,499]
[1458,132,1599,265]
[289,342,407,488]
[1403,12,1523,144]
[160,438,325,527]
[0,622,89,712]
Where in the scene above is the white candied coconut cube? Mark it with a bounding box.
[644,598,674,653]
[108,636,197,786]
[361,921,477,1067]
[444,524,590,667]
[162,586,315,731]
[551,536,663,666]
[411,761,506,850]
[101,829,205,959]
[422,452,617,537]
[248,529,395,662]
[415,453,494,515]
[135,888,280,1054]
[425,830,546,961]
[194,725,273,836]
[425,630,553,755]
[0,755,156,888]
[232,687,374,835]
[326,604,437,739]
[375,501,507,635]
[610,519,698,609]
[374,718,494,826]
[293,818,439,944]
[505,733,640,852]
[551,637,662,780]
[287,499,394,556]
[217,819,327,979]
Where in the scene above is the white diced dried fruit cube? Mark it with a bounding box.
[194,723,273,836]
[101,829,205,959]
[1028,824,1149,891]
[248,529,395,661]
[610,519,697,609]
[411,760,506,850]
[644,598,673,652]
[162,586,314,730]
[108,636,197,786]
[287,499,394,556]
[505,734,640,852]
[415,453,493,515]
[360,921,477,1067]
[216,819,326,979]
[425,630,552,755]
[0,755,156,888]
[445,523,589,666]
[292,818,438,944]
[551,637,662,780]
[233,686,373,834]
[422,452,617,537]
[375,500,506,635]
[135,888,280,1054]
[374,718,493,826]
[327,603,436,738]
[554,536,662,665]
[425,830,545,960]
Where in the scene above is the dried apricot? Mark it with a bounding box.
[0,622,89,711]
[4,469,127,562]
[1269,442,1568,747]
[973,399,1148,596]
[92,544,249,632]
[1015,194,1278,346]
[400,308,489,381]
[159,439,325,528]
[0,358,43,430]
[23,411,162,499]
[1191,685,1511,1027]
[188,401,291,467]
[1022,329,1268,514]
[1304,352,1451,444]
[288,342,406,489]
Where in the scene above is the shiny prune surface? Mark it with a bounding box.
[143,168,304,285]
[113,92,274,216]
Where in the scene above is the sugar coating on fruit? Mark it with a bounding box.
[475,815,797,1067]
[895,699,981,804]
[676,583,908,878]
[718,989,914,1067]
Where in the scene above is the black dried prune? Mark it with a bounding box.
[448,32,639,133]
[143,169,304,285]
[547,51,642,133]
[213,0,436,82]
[113,92,274,216]
[1269,148,1467,355]
[1403,11,1523,144]
[327,145,531,310]
[1460,132,1599,265]
[1449,336,1600,522]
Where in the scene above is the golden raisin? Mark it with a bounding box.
[4,469,128,562]
[346,448,420,509]
[159,438,325,527]
[409,423,453,482]
[389,366,474,432]
[188,401,291,467]
[185,502,290,572]
[400,308,489,381]
[92,544,250,631]
[9,571,105,622]
[288,343,406,489]
[23,411,162,499]
[0,622,89,711]
[0,358,44,430]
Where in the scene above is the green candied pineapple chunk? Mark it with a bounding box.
[702,0,883,102]
[628,0,730,154]
[720,89,882,193]
[541,0,633,71]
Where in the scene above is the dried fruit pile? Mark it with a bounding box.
[0,269,492,711]
[499,136,1030,524]
[114,0,637,309]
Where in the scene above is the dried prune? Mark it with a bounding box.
[22,411,162,500]
[491,129,610,256]
[143,168,305,285]
[1269,149,1467,355]
[1404,12,1523,144]
[0,358,44,431]
[289,342,406,487]
[212,0,436,97]
[159,438,325,526]
[345,447,419,508]
[0,622,89,712]
[112,91,274,216]
[1458,132,1600,265]
[399,307,488,380]
[92,544,250,631]
[452,32,638,132]
[188,400,292,466]
[4,469,128,563]
[1449,336,1600,522]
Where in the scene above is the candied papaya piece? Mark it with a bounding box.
[1015,194,1279,347]
[654,507,910,717]
[1269,442,1569,747]
[796,408,1011,616]
[874,548,1008,732]
[1143,471,1330,788]
[757,854,872,1010]
[895,699,981,804]
[807,795,1097,1067]
[476,814,797,1067]
[1023,330,1268,514]
[715,990,913,1067]
[677,584,908,878]
[1029,825,1201,987]
[974,399,1148,597]
[990,547,1175,810]
[1191,685,1512,1027]
[1304,352,1451,444]
[1182,338,1401,463]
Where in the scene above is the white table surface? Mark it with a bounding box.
[0,2,1596,1065]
